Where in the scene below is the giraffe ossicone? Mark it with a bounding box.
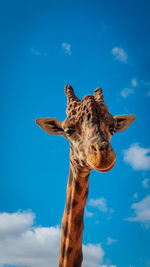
[36,85,136,267]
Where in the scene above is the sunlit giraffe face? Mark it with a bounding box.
[36,85,136,172]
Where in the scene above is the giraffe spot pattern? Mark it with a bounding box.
[81,160,87,167]
[83,188,88,200]
[73,248,83,267]
[74,180,83,195]
[85,174,89,182]
[69,234,73,241]
[79,116,83,123]
[74,159,79,165]
[72,199,78,208]
[72,110,76,115]
[87,113,91,120]
[69,168,73,186]
[76,228,82,241]
[66,247,73,257]
[66,200,71,215]
[74,209,84,232]
[63,222,68,238]
[62,244,66,259]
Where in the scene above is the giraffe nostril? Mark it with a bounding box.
[106,144,109,150]
[91,145,97,151]
[99,145,104,151]
[90,143,110,152]
[99,142,109,151]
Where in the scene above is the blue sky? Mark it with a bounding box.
[0,0,150,266]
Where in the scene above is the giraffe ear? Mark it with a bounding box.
[114,115,136,133]
[36,118,65,137]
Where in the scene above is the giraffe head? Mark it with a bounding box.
[36,85,136,172]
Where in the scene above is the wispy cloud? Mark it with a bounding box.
[30,47,47,56]
[133,193,138,199]
[88,198,108,212]
[85,209,93,218]
[125,195,150,228]
[120,76,150,99]
[88,197,114,221]
[131,78,138,87]
[120,88,134,98]
[120,78,138,98]
[112,47,128,63]
[61,42,71,55]
[0,210,112,267]
[138,80,150,97]
[142,178,150,189]
[106,237,117,246]
[123,143,150,170]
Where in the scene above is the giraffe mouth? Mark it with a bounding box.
[87,157,116,172]
[86,143,116,172]
[94,158,116,172]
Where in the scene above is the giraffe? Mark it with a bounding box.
[36,85,136,267]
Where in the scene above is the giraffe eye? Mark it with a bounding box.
[65,129,74,137]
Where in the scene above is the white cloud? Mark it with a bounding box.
[125,195,150,227]
[112,47,128,63]
[123,143,150,170]
[133,193,138,199]
[88,198,109,212]
[88,198,114,221]
[120,78,138,98]
[139,80,150,96]
[83,243,104,267]
[106,237,117,246]
[0,211,34,238]
[0,211,60,267]
[142,178,150,189]
[30,47,47,56]
[120,88,134,98]
[62,42,71,55]
[85,209,94,218]
[0,210,110,267]
[131,78,138,87]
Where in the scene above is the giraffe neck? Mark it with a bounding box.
[59,161,91,267]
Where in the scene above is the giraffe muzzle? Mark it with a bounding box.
[86,142,116,172]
